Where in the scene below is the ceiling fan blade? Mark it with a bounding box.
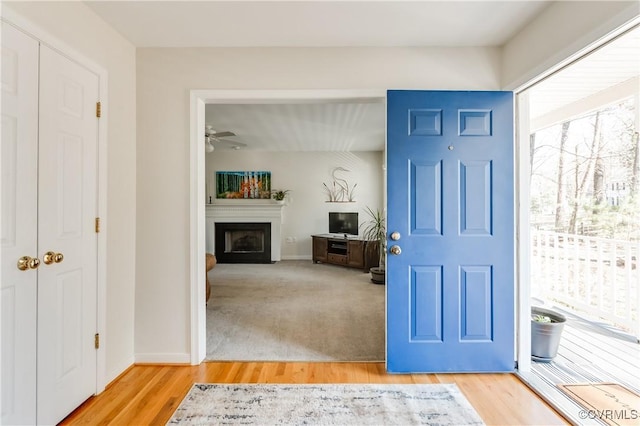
[213,138,247,148]
[210,131,235,138]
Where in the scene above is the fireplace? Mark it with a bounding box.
[206,200,284,261]
[215,222,272,263]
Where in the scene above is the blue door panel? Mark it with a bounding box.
[409,109,443,136]
[411,266,443,341]
[386,90,514,373]
[460,266,493,341]
[411,161,442,235]
[459,161,492,235]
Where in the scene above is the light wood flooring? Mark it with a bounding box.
[61,362,568,425]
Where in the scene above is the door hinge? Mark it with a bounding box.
[96,101,101,118]
[94,333,100,349]
[95,217,100,233]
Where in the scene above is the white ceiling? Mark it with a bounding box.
[83,1,639,151]
[529,26,640,120]
[205,102,385,151]
[85,1,550,48]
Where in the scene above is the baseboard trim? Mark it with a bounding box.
[105,359,135,390]
[135,353,191,364]
[105,355,135,387]
[281,255,312,260]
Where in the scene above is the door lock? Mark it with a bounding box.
[43,251,64,265]
[389,245,402,255]
[17,256,40,271]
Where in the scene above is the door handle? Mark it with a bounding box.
[389,245,402,255]
[43,251,64,265]
[17,256,40,271]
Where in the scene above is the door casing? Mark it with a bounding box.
[189,90,386,363]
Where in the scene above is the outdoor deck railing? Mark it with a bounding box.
[530,230,640,338]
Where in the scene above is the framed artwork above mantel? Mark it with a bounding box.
[215,171,271,199]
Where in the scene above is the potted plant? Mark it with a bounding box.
[361,206,386,284]
[531,306,566,362]
[271,189,290,203]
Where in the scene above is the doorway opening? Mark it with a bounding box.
[190,90,386,364]
[517,25,640,423]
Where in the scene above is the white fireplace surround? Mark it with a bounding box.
[205,200,284,261]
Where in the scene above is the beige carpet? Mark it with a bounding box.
[206,260,385,361]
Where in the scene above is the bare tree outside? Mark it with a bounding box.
[530,98,638,240]
[554,121,570,231]
[530,97,639,336]
[568,111,600,234]
[632,131,640,195]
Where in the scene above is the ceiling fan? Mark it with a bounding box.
[205,125,247,152]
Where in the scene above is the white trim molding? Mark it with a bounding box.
[134,353,191,364]
[282,255,313,261]
[105,356,135,386]
[515,91,532,373]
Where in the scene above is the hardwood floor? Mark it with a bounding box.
[61,362,568,425]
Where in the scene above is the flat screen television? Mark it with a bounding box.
[329,212,359,236]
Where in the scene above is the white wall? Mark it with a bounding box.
[206,151,384,259]
[502,1,639,90]
[5,0,635,372]
[136,46,501,360]
[136,4,639,360]
[2,2,137,383]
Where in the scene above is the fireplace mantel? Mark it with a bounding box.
[205,201,284,261]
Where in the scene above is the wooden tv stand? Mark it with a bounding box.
[311,234,378,272]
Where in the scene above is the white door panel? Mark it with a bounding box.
[1,23,39,426]
[1,24,99,425]
[37,45,98,425]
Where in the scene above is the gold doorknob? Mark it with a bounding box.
[17,256,32,271]
[29,258,40,269]
[389,245,402,255]
[43,251,54,265]
[17,256,40,271]
[44,251,64,265]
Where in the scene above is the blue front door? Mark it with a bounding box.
[386,90,514,372]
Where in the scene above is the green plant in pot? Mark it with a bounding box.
[361,206,386,284]
[271,189,290,202]
[531,306,566,362]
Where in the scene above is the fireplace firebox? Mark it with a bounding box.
[214,222,272,263]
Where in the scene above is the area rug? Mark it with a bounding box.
[167,383,485,425]
[557,383,640,426]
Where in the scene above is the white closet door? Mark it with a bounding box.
[1,23,39,426]
[36,45,99,425]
